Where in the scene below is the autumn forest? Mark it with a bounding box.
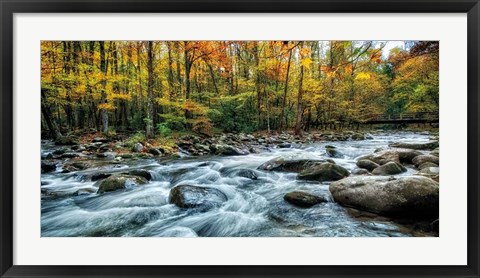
[41,41,439,140]
[41,41,441,237]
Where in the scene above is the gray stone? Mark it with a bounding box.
[329,176,439,219]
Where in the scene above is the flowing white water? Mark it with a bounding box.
[41,131,436,237]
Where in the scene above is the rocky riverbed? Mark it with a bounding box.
[41,130,439,237]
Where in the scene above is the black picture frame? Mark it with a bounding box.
[1,0,479,277]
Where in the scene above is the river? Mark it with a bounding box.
[41,131,437,237]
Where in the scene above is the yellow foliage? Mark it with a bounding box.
[301,58,312,68]
[97,102,116,111]
[355,72,371,80]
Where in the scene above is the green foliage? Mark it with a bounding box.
[159,113,186,131]
[124,131,146,148]
[156,123,172,137]
[209,92,257,133]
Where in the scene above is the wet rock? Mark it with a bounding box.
[194,144,210,153]
[61,165,77,173]
[126,169,152,181]
[351,133,365,140]
[236,169,259,180]
[352,168,370,175]
[74,188,97,196]
[104,152,118,159]
[372,161,407,175]
[430,148,439,157]
[71,162,90,170]
[212,144,248,156]
[277,142,292,148]
[389,141,439,150]
[297,162,349,182]
[330,176,439,219]
[41,153,53,160]
[358,150,400,165]
[284,191,326,208]
[169,184,228,210]
[258,157,333,173]
[96,174,148,194]
[325,146,344,158]
[41,162,57,173]
[53,148,67,155]
[41,180,50,186]
[412,155,439,167]
[418,162,438,170]
[91,173,112,181]
[71,145,86,152]
[148,148,162,156]
[60,152,80,159]
[119,153,134,159]
[396,149,423,164]
[417,167,439,181]
[356,159,380,172]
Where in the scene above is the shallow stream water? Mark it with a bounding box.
[41,131,436,237]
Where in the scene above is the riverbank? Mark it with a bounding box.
[42,128,438,161]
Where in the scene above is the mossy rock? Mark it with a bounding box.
[96,174,148,194]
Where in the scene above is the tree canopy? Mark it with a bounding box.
[41,40,439,139]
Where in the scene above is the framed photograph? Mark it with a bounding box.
[1,0,479,277]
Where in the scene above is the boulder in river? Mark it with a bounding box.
[412,155,439,167]
[418,161,438,170]
[297,162,349,182]
[91,173,112,181]
[284,191,326,208]
[169,184,228,210]
[372,161,407,175]
[329,175,439,219]
[96,174,148,194]
[277,142,292,148]
[212,144,248,156]
[389,141,439,150]
[236,169,259,180]
[396,149,423,164]
[417,167,439,182]
[356,159,380,172]
[126,169,152,181]
[358,150,400,165]
[60,152,80,159]
[258,156,333,172]
[325,146,344,158]
[351,168,370,175]
[41,162,57,173]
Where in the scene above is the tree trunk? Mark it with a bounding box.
[184,42,193,125]
[295,43,305,136]
[99,41,109,134]
[279,47,293,131]
[41,89,63,140]
[146,41,154,138]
